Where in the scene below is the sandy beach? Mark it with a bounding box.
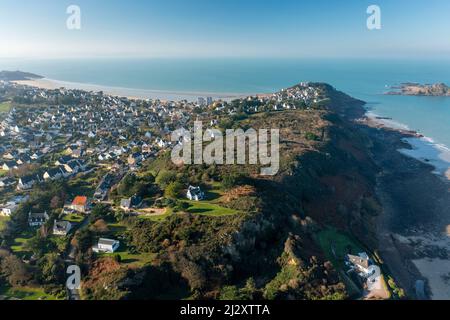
[364,112,450,182]
[13,78,251,102]
[10,76,450,299]
[360,114,450,300]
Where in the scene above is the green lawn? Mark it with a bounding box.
[185,200,238,216]
[63,213,85,223]
[68,173,97,197]
[0,170,7,177]
[11,237,31,255]
[96,222,154,268]
[0,101,11,113]
[11,231,35,257]
[138,212,171,222]
[0,284,61,300]
[0,216,10,231]
[106,222,127,235]
[99,246,154,268]
[315,227,365,269]
[180,184,239,217]
[315,227,368,298]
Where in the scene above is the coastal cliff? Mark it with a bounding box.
[80,84,394,300]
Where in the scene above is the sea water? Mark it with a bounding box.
[1,58,449,174]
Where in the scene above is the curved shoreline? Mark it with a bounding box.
[12,78,255,102]
[359,113,450,300]
[364,111,450,182]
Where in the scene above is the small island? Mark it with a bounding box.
[386,82,450,96]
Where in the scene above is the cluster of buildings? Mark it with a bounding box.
[0,82,202,195]
[0,80,327,257]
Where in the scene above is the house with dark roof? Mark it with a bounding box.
[16,154,31,165]
[120,195,142,211]
[0,177,16,188]
[2,160,18,171]
[64,160,80,174]
[28,211,49,227]
[127,152,143,165]
[53,220,72,236]
[55,155,73,166]
[31,151,43,160]
[58,165,71,178]
[17,174,41,190]
[43,167,64,181]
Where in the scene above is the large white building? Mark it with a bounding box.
[92,238,120,253]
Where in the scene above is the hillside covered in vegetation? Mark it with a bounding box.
[0,83,400,300]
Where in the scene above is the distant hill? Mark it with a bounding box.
[0,70,44,81]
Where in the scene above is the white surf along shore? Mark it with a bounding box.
[17,78,450,181]
[367,110,450,300]
[13,78,252,102]
[366,110,450,181]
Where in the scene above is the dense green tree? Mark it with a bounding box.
[164,182,183,199]
[38,253,66,284]
[155,170,177,189]
[0,253,32,287]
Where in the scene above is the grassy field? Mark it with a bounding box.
[11,237,31,255]
[185,201,238,216]
[11,231,35,257]
[0,170,7,177]
[184,184,238,217]
[0,284,60,300]
[315,227,369,298]
[138,209,172,222]
[63,213,85,223]
[315,227,365,269]
[0,101,11,113]
[0,216,10,231]
[67,171,98,198]
[96,221,154,268]
[99,246,154,268]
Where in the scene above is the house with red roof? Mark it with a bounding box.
[69,196,89,213]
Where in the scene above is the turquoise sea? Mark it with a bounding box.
[1,58,450,167]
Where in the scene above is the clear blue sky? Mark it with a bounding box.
[1,0,449,59]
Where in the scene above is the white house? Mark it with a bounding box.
[92,238,120,253]
[28,211,49,227]
[346,252,372,276]
[1,202,18,216]
[186,185,205,201]
[0,196,27,216]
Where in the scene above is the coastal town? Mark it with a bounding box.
[0,76,353,300]
[0,78,325,196]
[3,0,450,314]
